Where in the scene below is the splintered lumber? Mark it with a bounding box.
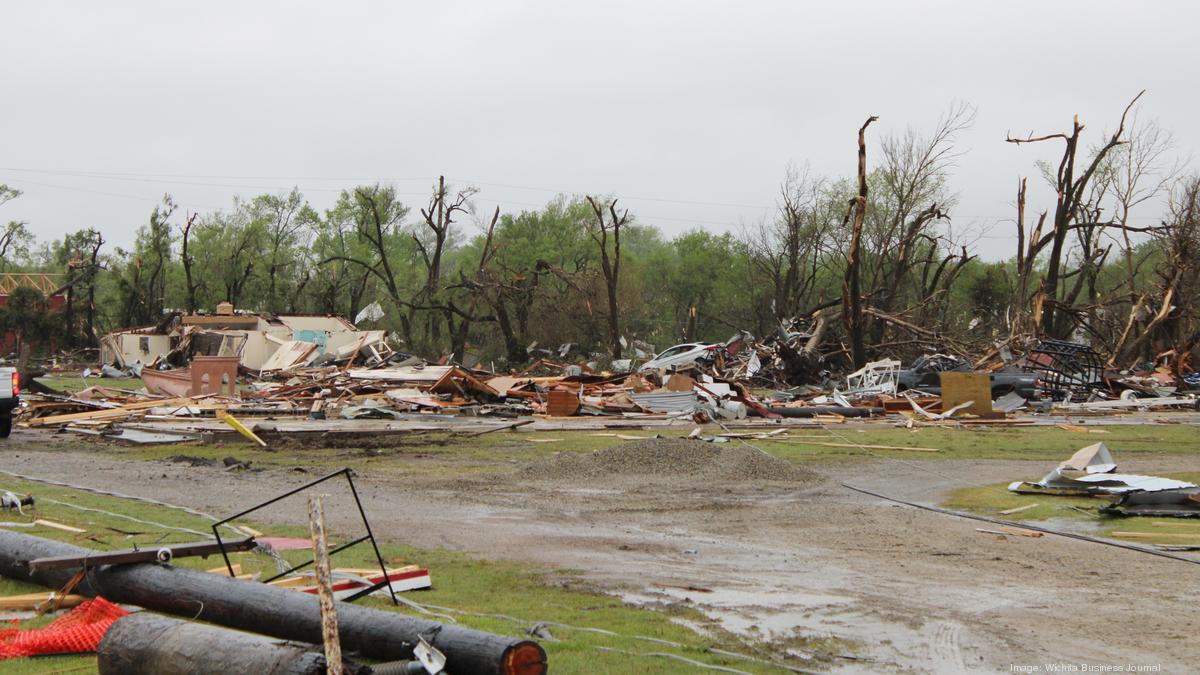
[0,530,546,675]
[28,536,257,572]
[23,397,195,427]
[98,612,372,675]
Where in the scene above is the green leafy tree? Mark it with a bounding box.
[112,196,176,326]
[247,188,319,313]
[318,185,418,341]
[0,286,59,355]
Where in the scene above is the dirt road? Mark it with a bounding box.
[3,429,1194,672]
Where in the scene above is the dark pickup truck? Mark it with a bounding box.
[896,354,1038,399]
[0,367,18,437]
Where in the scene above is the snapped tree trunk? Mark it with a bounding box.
[842,116,877,369]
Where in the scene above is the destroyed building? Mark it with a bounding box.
[100,302,387,373]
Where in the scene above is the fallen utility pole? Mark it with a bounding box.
[0,530,546,675]
[98,612,373,675]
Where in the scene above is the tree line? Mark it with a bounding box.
[2,95,1198,373]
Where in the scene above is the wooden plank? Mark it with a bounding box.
[34,519,87,533]
[999,526,1043,538]
[207,563,243,576]
[800,442,941,452]
[266,575,315,589]
[998,503,1039,516]
[332,566,420,576]
[0,591,88,610]
[976,526,1043,538]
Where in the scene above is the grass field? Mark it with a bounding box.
[101,422,1200,472]
[944,471,1200,543]
[0,474,828,674]
[6,410,1198,672]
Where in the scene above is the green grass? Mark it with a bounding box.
[6,422,1197,671]
[754,424,1200,462]
[0,475,830,673]
[108,424,1200,471]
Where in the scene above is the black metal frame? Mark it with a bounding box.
[1028,339,1105,400]
[212,467,396,604]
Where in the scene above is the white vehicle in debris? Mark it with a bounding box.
[0,367,18,438]
[637,332,752,373]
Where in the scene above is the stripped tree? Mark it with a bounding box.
[1114,175,1200,370]
[743,164,837,330]
[414,176,481,353]
[179,212,200,313]
[1005,91,1155,338]
[866,103,975,339]
[584,196,629,359]
[842,116,877,369]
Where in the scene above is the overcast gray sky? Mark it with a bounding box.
[1,1,1194,260]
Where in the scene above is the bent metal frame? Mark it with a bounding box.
[212,467,397,604]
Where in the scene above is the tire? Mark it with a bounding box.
[0,414,10,438]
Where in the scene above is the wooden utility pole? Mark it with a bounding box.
[0,530,546,674]
[308,495,343,675]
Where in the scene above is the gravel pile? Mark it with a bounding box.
[527,438,818,483]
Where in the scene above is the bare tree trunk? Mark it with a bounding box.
[181,213,198,313]
[842,116,877,369]
[586,197,629,359]
[1007,91,1145,338]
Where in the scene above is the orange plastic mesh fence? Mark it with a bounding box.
[0,597,128,659]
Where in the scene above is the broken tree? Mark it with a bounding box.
[842,115,877,369]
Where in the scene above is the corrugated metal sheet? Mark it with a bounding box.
[630,391,698,413]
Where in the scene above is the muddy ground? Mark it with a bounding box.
[3,427,1195,673]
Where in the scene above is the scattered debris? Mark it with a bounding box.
[1102,487,1200,518]
[1008,443,1197,496]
